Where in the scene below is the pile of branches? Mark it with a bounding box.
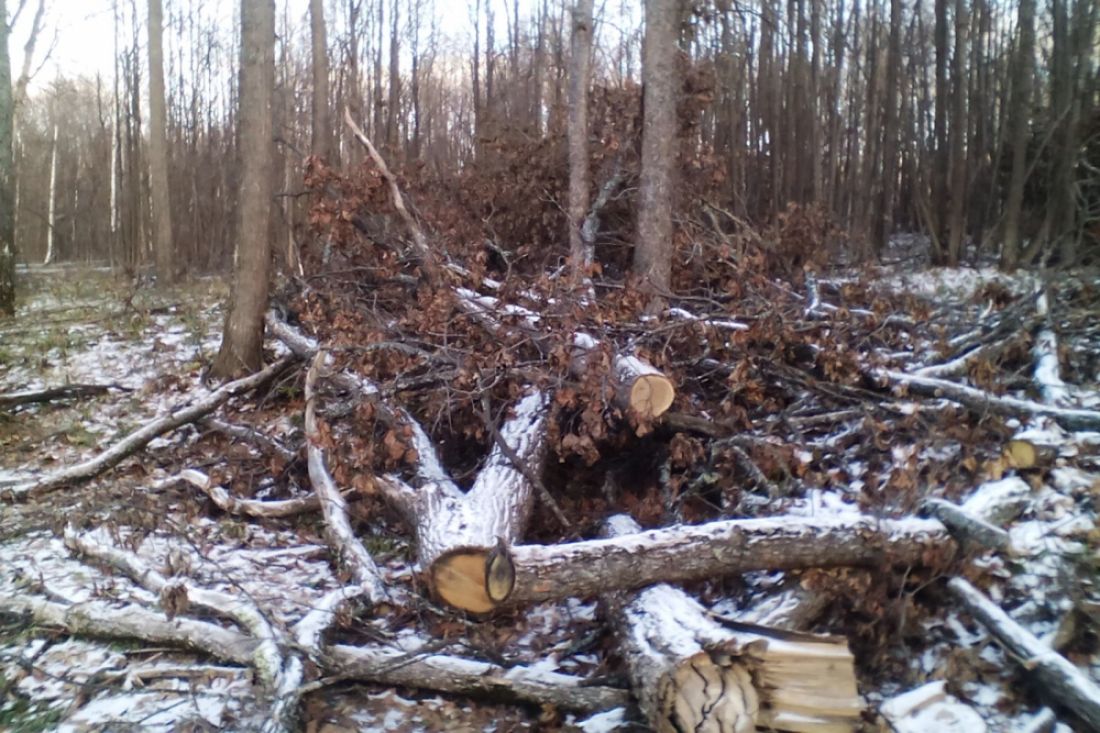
[6,118,1100,731]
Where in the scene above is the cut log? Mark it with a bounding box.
[1005,439,1058,470]
[490,514,954,609]
[920,498,1013,553]
[947,577,1100,731]
[601,515,861,733]
[378,389,550,613]
[455,288,674,419]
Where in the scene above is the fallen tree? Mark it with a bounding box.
[600,514,862,733]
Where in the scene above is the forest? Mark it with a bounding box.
[1,0,1100,731]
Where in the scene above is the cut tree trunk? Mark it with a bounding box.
[601,514,862,733]
[378,389,550,613]
[488,514,954,610]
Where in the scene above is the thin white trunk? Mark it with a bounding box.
[43,124,57,265]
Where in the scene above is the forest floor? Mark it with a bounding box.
[1,248,1100,733]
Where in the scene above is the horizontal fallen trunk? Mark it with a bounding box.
[920,498,1012,553]
[877,369,1100,431]
[0,592,627,714]
[487,514,954,609]
[0,383,126,409]
[601,515,861,733]
[947,577,1100,731]
[2,356,297,501]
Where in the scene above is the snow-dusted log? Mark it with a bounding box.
[326,642,629,713]
[455,288,674,419]
[920,498,1012,553]
[1,356,296,501]
[493,514,954,608]
[175,469,321,518]
[1032,290,1070,406]
[601,515,861,733]
[0,383,125,409]
[63,526,285,687]
[0,594,259,665]
[947,577,1100,730]
[304,353,388,603]
[0,592,626,714]
[377,389,551,613]
[877,369,1100,431]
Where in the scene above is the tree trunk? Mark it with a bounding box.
[945,0,968,266]
[932,0,948,261]
[147,0,175,284]
[600,515,862,733]
[386,0,400,155]
[878,0,902,254]
[634,0,678,303]
[1000,0,1035,271]
[567,0,594,272]
[309,0,333,162]
[0,0,14,316]
[44,125,57,265]
[212,0,276,378]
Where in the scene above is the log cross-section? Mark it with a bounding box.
[379,390,551,613]
[601,515,862,733]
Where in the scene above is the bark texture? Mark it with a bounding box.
[0,0,13,316]
[309,0,333,162]
[148,0,175,283]
[634,0,678,298]
[212,0,276,377]
[567,0,594,271]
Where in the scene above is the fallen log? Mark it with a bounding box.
[0,593,628,714]
[0,383,127,409]
[876,369,1100,431]
[487,514,954,609]
[2,356,297,501]
[377,389,551,613]
[601,514,861,733]
[947,577,1100,731]
[304,353,389,602]
[920,498,1013,553]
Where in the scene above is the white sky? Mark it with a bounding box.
[10,0,640,95]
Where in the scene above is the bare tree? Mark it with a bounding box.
[0,0,13,315]
[212,0,276,378]
[567,0,594,272]
[310,0,333,161]
[946,0,968,266]
[634,0,679,303]
[148,0,174,283]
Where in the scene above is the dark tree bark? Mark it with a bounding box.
[1000,0,1035,271]
[212,0,276,378]
[946,0,969,266]
[634,0,679,302]
[567,0,594,271]
[148,0,175,284]
[932,0,948,261]
[309,0,333,162]
[877,0,902,254]
[0,0,14,315]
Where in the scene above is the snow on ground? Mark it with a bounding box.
[3,257,1100,731]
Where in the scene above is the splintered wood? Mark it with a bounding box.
[601,515,861,733]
